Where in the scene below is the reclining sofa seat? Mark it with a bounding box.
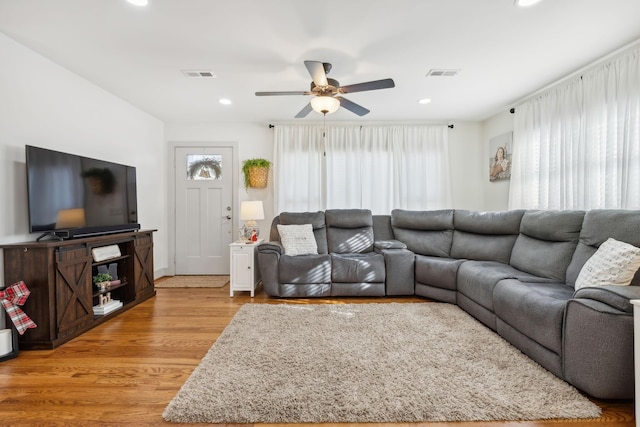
[451,209,534,330]
[258,211,331,297]
[390,209,461,303]
[491,210,585,379]
[326,209,386,296]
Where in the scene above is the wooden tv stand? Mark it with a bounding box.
[1,230,156,349]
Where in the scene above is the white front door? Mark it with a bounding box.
[174,146,234,274]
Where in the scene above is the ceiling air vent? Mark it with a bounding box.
[426,69,460,77]
[182,70,217,79]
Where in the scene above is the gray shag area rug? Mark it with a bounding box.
[163,303,601,423]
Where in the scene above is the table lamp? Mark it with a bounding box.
[240,201,264,241]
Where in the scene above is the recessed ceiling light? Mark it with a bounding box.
[127,0,149,6]
[219,99,232,105]
[514,0,542,7]
[418,98,432,105]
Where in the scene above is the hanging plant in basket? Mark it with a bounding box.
[242,158,271,190]
[187,157,222,180]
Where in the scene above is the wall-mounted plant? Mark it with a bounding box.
[187,157,222,180]
[242,158,271,190]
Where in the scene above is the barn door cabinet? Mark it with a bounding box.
[1,230,156,349]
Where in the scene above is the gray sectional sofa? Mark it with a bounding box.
[256,208,640,400]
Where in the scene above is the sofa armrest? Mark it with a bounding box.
[572,285,640,314]
[375,246,415,296]
[374,239,407,250]
[256,242,283,297]
[257,241,284,255]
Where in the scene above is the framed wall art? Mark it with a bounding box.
[489,131,512,182]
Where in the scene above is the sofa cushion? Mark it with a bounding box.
[373,215,394,241]
[493,279,573,354]
[391,209,454,257]
[509,210,585,282]
[450,210,524,263]
[326,209,374,254]
[415,255,464,291]
[277,224,318,256]
[331,253,385,283]
[566,209,640,287]
[278,254,331,283]
[278,211,328,254]
[457,260,554,312]
[575,238,640,290]
[453,209,525,234]
[451,231,517,264]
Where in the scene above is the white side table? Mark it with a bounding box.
[632,299,640,427]
[229,240,263,297]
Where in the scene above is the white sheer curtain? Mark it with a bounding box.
[325,125,368,209]
[274,124,452,214]
[582,50,640,208]
[509,47,640,210]
[273,125,324,212]
[391,125,452,211]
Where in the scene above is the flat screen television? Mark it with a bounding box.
[26,145,140,240]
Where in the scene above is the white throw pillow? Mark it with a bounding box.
[574,237,640,290]
[277,224,318,256]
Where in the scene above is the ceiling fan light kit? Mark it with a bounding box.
[310,96,340,115]
[256,60,395,118]
[514,0,542,7]
[126,0,149,6]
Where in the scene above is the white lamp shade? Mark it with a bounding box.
[310,96,340,115]
[240,201,265,221]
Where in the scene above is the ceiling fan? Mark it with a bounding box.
[255,60,395,118]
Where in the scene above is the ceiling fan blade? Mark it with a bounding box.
[339,78,395,94]
[295,103,313,118]
[337,96,370,116]
[255,91,310,96]
[304,60,328,87]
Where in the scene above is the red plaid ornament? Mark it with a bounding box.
[1,281,37,335]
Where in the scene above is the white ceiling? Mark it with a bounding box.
[1,0,640,124]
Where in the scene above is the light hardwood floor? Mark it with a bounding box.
[0,285,635,427]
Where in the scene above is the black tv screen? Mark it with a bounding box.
[26,145,139,239]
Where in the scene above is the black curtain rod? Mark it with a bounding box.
[268,124,455,129]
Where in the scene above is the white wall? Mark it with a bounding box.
[0,34,168,292]
[447,122,485,210]
[482,111,514,211]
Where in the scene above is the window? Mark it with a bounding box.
[509,47,640,210]
[274,125,452,214]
